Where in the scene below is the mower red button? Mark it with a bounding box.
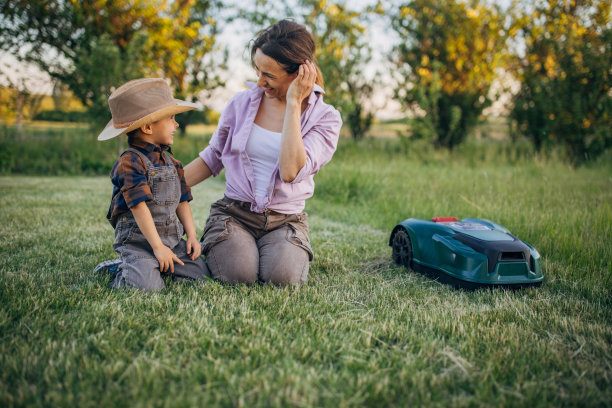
[432,217,458,222]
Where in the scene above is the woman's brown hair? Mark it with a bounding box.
[251,19,324,89]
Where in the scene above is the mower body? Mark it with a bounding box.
[389,218,543,288]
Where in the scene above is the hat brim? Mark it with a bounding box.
[98,100,203,141]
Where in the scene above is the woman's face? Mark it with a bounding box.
[253,48,297,101]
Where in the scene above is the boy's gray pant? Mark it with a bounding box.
[109,147,209,291]
[112,217,210,291]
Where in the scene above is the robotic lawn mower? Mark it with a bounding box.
[390,217,544,289]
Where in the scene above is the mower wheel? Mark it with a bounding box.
[392,229,413,269]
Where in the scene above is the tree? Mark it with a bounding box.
[1,1,150,127]
[142,0,225,135]
[0,0,223,134]
[0,60,47,134]
[510,0,612,163]
[51,81,74,112]
[302,0,378,141]
[237,0,379,141]
[390,0,511,149]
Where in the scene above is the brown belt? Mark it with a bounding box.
[222,195,287,216]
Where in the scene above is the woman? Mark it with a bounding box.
[184,19,342,285]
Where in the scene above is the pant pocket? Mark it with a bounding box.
[115,223,141,246]
[113,223,130,249]
[201,215,232,255]
[286,222,314,261]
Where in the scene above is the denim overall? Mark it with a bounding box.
[110,148,209,291]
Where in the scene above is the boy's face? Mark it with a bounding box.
[148,115,179,146]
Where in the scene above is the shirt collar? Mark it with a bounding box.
[129,139,173,155]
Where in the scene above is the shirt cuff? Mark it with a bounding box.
[180,191,193,203]
[199,146,224,177]
[125,194,151,209]
[122,183,153,209]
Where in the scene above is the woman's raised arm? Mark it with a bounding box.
[279,61,317,182]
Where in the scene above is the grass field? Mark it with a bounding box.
[0,125,611,406]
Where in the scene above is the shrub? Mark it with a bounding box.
[510,0,612,164]
[34,110,89,123]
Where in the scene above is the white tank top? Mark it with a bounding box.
[246,123,282,200]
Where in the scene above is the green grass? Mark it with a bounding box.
[0,131,611,406]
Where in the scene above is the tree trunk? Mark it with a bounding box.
[16,89,23,138]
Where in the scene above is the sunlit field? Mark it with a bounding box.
[0,122,610,406]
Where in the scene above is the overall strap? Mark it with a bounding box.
[122,147,154,171]
[161,151,174,167]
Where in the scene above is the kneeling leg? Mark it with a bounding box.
[205,220,259,284]
[258,225,310,285]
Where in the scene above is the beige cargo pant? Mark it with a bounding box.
[201,196,313,285]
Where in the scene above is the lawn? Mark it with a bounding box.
[0,130,611,406]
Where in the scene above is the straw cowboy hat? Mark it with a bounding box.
[98,78,202,141]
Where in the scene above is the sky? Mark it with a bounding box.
[196,0,513,118]
[1,0,515,119]
[0,8,402,118]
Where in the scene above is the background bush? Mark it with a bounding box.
[33,110,90,123]
[0,124,212,175]
[510,0,612,164]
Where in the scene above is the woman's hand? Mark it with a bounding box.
[280,62,313,181]
[286,60,316,105]
[185,236,202,260]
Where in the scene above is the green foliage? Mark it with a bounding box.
[391,0,511,149]
[143,0,226,135]
[1,1,148,127]
[0,124,212,176]
[0,140,610,406]
[3,121,608,177]
[510,0,612,165]
[0,125,115,175]
[69,34,147,129]
[345,99,373,141]
[33,110,89,123]
[0,0,223,133]
[301,0,378,141]
[0,79,46,125]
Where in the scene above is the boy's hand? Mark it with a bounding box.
[185,236,202,260]
[153,245,184,273]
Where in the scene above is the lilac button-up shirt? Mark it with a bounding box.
[199,82,342,214]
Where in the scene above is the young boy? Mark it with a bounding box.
[97,78,210,291]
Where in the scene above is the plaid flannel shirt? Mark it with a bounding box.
[106,139,192,227]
